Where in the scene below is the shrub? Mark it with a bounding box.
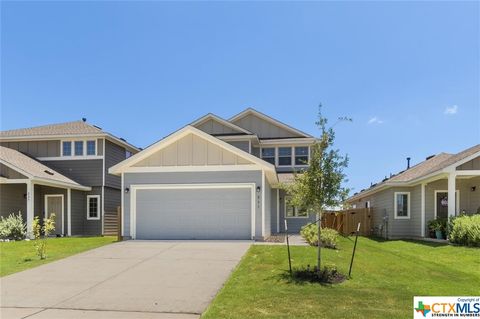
[448,214,480,247]
[300,224,339,249]
[0,212,26,240]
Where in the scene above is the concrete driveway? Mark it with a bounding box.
[0,240,251,319]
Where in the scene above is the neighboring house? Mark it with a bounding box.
[0,120,139,236]
[347,145,480,239]
[109,108,318,240]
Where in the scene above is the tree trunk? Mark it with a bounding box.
[317,210,322,273]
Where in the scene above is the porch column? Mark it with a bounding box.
[67,188,71,236]
[26,181,34,239]
[421,183,426,237]
[448,173,456,217]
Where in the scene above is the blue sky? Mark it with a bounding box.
[1,1,479,193]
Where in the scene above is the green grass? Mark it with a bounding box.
[202,237,480,319]
[0,236,116,277]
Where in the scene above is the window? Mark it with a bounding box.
[285,196,308,217]
[295,147,309,165]
[86,140,96,155]
[62,141,72,156]
[87,195,100,220]
[261,148,275,165]
[278,147,292,166]
[394,192,410,219]
[74,141,84,156]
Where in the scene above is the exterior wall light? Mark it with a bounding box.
[125,187,130,193]
[256,186,261,193]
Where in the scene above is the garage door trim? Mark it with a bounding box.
[130,183,256,239]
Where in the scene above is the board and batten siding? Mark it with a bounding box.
[105,140,126,189]
[195,119,243,135]
[457,156,480,170]
[231,114,302,139]
[123,170,264,239]
[133,133,253,167]
[0,184,27,220]
[41,159,103,186]
[0,141,60,158]
[227,141,250,153]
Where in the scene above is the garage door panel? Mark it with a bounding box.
[134,187,252,240]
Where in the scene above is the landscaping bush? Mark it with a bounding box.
[300,223,339,248]
[0,212,26,240]
[448,214,480,247]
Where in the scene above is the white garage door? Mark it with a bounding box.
[131,184,254,240]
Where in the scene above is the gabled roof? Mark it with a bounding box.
[348,144,480,201]
[190,113,254,135]
[109,125,278,183]
[0,120,139,152]
[229,108,313,138]
[0,146,90,190]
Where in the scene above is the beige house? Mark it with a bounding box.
[347,144,480,239]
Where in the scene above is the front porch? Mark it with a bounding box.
[422,171,480,237]
[0,145,90,237]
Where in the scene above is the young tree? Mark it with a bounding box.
[285,105,350,272]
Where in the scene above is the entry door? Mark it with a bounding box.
[436,191,458,219]
[45,195,64,235]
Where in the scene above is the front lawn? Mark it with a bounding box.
[0,236,116,277]
[202,237,480,319]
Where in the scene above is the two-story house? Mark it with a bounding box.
[109,108,317,240]
[0,120,139,237]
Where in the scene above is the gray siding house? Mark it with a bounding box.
[347,145,480,239]
[0,120,139,237]
[110,108,318,240]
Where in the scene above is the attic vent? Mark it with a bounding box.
[44,170,54,175]
[93,125,102,130]
[426,154,435,160]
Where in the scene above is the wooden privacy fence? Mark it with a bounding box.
[322,208,372,236]
[103,206,122,241]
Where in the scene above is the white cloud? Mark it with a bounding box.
[368,116,384,125]
[444,105,458,115]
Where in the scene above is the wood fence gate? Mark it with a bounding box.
[322,208,372,236]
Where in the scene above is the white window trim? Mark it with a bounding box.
[433,190,460,219]
[86,195,101,220]
[277,146,293,167]
[61,139,97,158]
[394,192,410,219]
[260,147,276,166]
[284,195,309,218]
[294,146,310,167]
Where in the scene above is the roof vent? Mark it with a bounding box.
[82,118,87,122]
[44,170,54,175]
[407,157,411,169]
[93,125,102,130]
[120,137,126,142]
[426,154,435,160]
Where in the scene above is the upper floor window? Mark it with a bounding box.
[295,147,309,165]
[74,141,84,156]
[62,139,99,157]
[394,192,410,219]
[278,147,292,166]
[261,148,275,165]
[86,140,96,155]
[62,141,72,156]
